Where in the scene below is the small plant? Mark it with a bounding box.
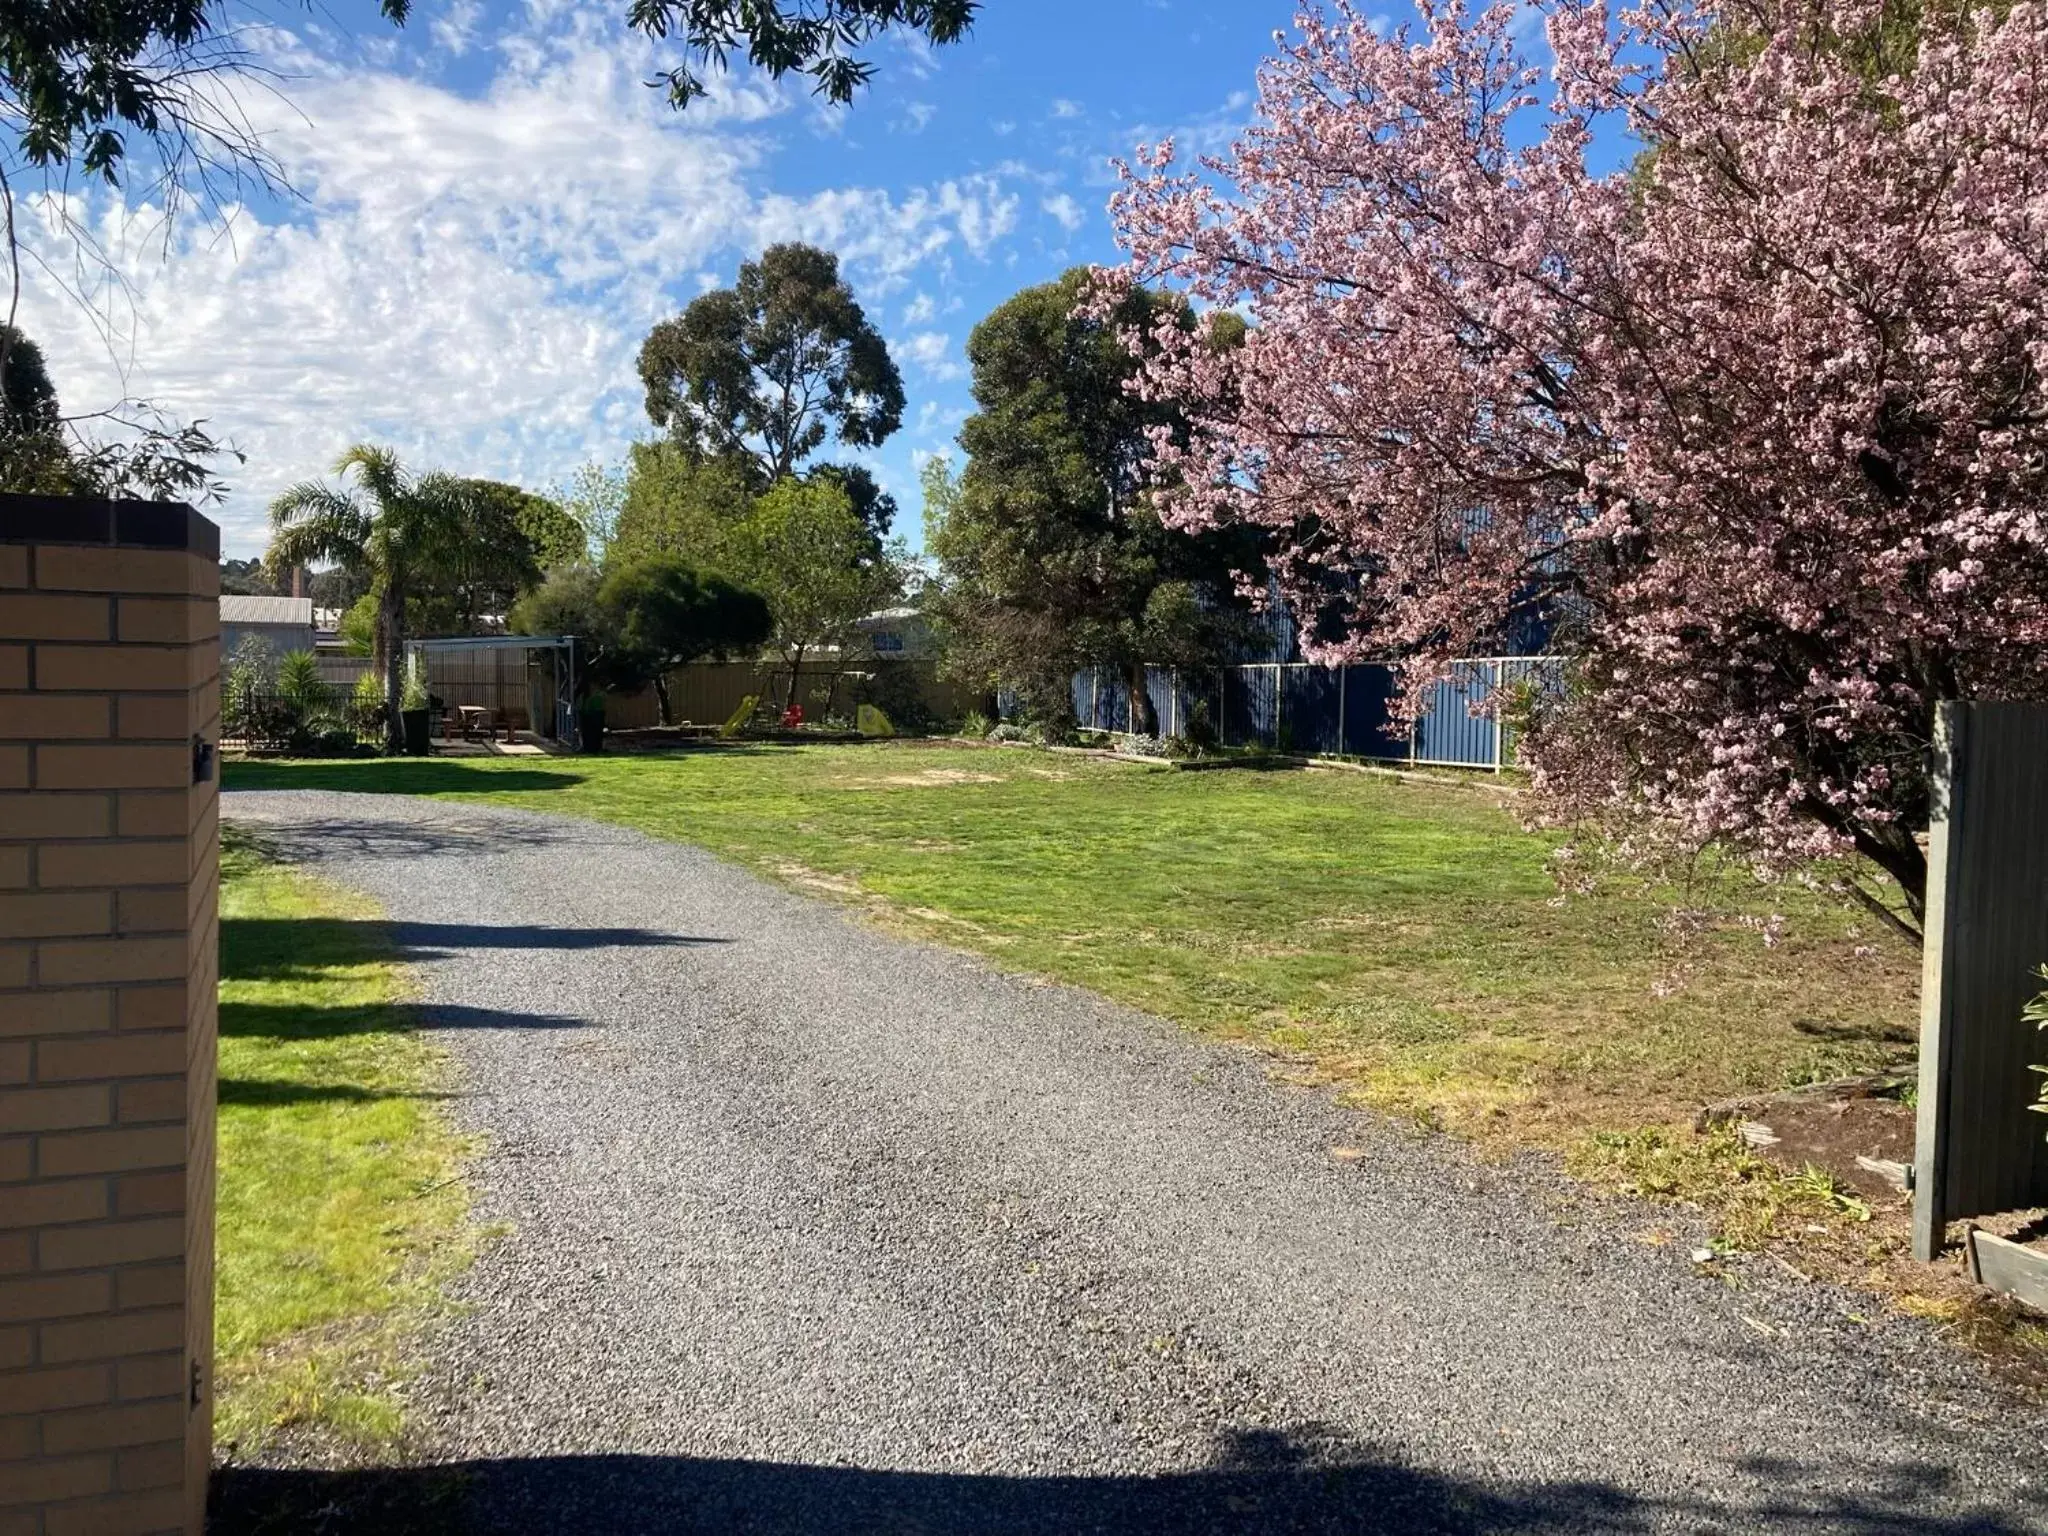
[276,650,331,717]
[958,709,992,739]
[856,702,894,737]
[1183,698,1219,752]
[350,669,385,713]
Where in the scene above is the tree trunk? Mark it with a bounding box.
[653,673,674,727]
[785,646,806,715]
[379,581,406,753]
[1128,662,1158,738]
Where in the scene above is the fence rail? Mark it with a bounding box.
[1071,657,1567,771]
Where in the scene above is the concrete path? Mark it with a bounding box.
[219,791,2041,1535]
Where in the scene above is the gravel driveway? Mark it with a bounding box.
[219,790,2041,1535]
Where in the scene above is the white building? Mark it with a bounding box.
[219,595,316,660]
[853,606,938,660]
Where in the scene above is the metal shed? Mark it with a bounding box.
[405,635,580,748]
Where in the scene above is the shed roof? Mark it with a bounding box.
[219,595,314,626]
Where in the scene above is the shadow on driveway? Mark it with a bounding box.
[209,1433,2042,1536]
[223,917,722,985]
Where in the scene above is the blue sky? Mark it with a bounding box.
[17,0,1320,557]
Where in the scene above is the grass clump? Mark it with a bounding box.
[1569,1126,1875,1253]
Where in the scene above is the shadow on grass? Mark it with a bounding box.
[224,917,722,983]
[225,761,584,794]
[209,1434,2043,1536]
[217,1077,463,1108]
[221,1001,588,1041]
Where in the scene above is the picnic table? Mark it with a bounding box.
[457,704,491,741]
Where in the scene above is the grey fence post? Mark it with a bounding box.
[1913,700,2048,1258]
[1492,660,1505,772]
[1338,665,1347,756]
[1273,663,1283,749]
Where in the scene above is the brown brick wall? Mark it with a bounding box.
[0,499,218,1536]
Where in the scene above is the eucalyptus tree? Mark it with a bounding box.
[636,244,905,536]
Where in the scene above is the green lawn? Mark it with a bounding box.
[216,828,472,1456]
[225,742,1920,1148]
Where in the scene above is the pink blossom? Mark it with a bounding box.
[1100,0,2048,933]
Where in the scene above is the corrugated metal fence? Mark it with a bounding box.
[1071,657,1566,771]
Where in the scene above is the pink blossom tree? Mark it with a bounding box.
[1100,0,2048,937]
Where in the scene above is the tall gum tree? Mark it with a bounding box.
[636,243,905,538]
[928,268,1262,731]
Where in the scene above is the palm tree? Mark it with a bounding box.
[267,445,473,751]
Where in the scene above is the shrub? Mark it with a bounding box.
[276,650,330,716]
[223,636,273,729]
[958,709,993,739]
[1183,698,1219,752]
[857,665,943,736]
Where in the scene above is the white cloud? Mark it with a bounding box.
[16,20,1021,552]
[430,0,484,54]
[900,101,937,133]
[1050,98,1083,119]
[901,292,937,325]
[898,331,964,381]
[1042,193,1084,233]
[913,400,968,437]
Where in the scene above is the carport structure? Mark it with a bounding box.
[406,634,580,749]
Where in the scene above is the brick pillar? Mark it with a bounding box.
[0,495,220,1536]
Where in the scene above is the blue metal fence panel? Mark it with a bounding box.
[1102,670,1137,732]
[1061,656,1561,763]
[1142,666,1178,736]
[1339,666,1407,760]
[1280,665,1341,755]
[1413,661,1500,767]
[1223,665,1277,748]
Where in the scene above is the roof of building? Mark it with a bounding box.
[219,595,315,626]
[855,606,927,629]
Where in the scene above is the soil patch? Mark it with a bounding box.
[1747,1096,1915,1204]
